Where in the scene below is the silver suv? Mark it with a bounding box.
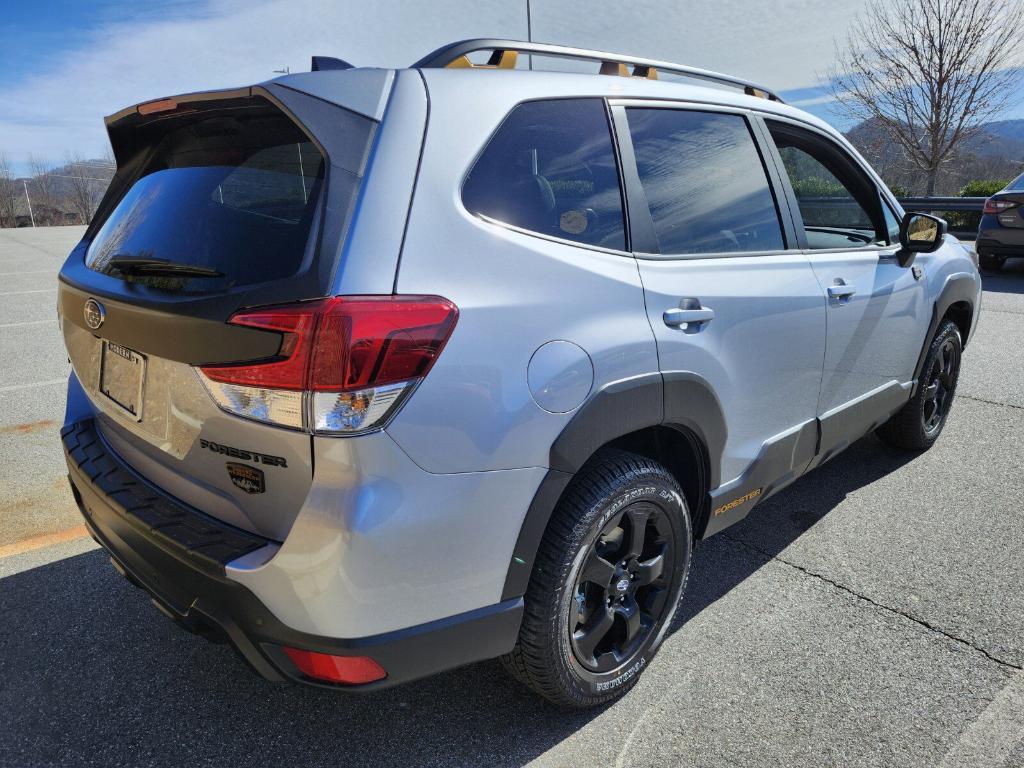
[58,40,981,707]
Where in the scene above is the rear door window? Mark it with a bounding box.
[625,108,785,255]
[462,99,626,251]
[86,102,337,293]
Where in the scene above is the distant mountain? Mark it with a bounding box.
[844,117,1024,194]
[983,119,1024,145]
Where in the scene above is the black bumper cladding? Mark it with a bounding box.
[62,419,523,690]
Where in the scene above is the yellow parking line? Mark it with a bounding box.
[0,525,91,559]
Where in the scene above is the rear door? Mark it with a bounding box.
[58,86,380,540]
[613,103,826,527]
[762,119,930,461]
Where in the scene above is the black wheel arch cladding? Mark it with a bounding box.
[502,371,725,601]
[912,274,977,396]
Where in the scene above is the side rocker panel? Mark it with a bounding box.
[703,418,817,537]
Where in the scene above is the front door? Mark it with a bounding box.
[763,119,931,461]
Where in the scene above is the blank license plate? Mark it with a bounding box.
[99,341,146,421]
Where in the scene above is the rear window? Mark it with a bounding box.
[86,102,332,293]
[626,108,785,254]
[462,99,626,251]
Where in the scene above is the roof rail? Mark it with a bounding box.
[411,39,783,102]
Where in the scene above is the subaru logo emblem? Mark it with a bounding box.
[83,298,105,330]
[616,577,630,593]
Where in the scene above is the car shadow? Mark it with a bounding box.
[0,434,916,767]
[980,257,1024,293]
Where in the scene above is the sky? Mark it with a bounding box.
[2,0,1022,176]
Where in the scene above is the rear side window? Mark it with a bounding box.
[626,109,785,254]
[86,101,346,293]
[462,99,626,251]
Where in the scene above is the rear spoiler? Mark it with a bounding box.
[104,86,256,129]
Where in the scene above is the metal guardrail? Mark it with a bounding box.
[897,197,986,214]
[796,196,985,236]
[897,197,986,236]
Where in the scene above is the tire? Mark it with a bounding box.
[979,253,1004,272]
[501,449,692,708]
[876,319,962,450]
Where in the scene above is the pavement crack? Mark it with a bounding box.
[723,533,1023,672]
[959,394,1024,411]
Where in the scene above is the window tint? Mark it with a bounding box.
[625,109,784,254]
[1007,172,1024,191]
[462,99,625,250]
[214,143,323,221]
[86,102,345,293]
[768,123,887,249]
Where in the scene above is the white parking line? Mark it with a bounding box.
[0,288,58,296]
[0,378,66,393]
[0,270,58,276]
[0,320,54,329]
[939,670,1024,767]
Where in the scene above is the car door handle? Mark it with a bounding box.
[827,282,857,299]
[663,304,714,328]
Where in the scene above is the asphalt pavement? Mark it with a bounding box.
[1,226,1022,767]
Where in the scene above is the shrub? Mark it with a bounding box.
[959,179,1010,197]
[888,184,912,198]
[939,180,1010,232]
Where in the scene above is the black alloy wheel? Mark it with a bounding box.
[877,319,963,450]
[501,450,692,707]
[922,336,960,435]
[569,502,675,672]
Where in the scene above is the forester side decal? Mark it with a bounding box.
[713,488,762,517]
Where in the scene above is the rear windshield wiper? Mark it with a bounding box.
[107,256,224,278]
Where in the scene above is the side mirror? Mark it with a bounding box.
[897,212,946,265]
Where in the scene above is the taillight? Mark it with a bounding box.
[983,197,1016,214]
[199,296,458,434]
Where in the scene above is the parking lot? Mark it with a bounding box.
[1,225,1022,767]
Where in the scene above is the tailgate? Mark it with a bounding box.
[58,80,384,540]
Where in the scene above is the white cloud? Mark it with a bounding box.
[0,0,526,164]
[0,0,874,165]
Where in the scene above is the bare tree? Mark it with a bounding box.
[28,155,58,226]
[831,0,1024,195]
[0,153,18,228]
[65,153,101,225]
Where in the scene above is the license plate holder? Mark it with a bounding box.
[99,341,146,422]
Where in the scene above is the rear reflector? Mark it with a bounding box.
[282,647,387,685]
[198,296,457,434]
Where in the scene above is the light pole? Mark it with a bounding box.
[21,179,35,228]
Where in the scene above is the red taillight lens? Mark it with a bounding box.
[200,307,319,391]
[198,296,458,433]
[282,647,387,685]
[983,197,1016,215]
[201,296,457,392]
[309,296,460,391]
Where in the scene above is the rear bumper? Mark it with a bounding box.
[63,419,523,690]
[977,220,1024,256]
